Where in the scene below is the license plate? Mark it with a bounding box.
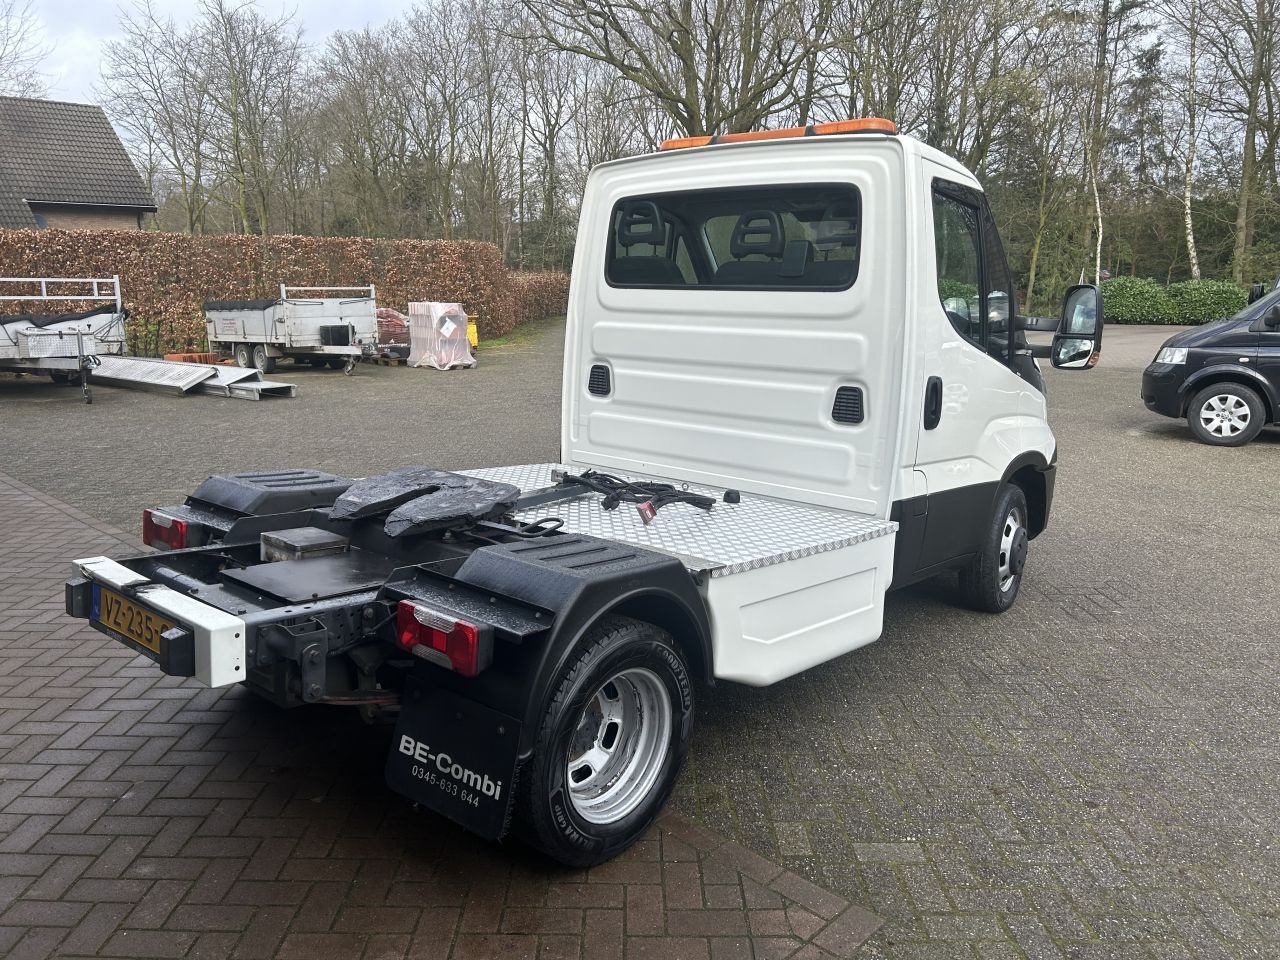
[92,586,174,655]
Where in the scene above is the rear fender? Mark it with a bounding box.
[426,535,711,757]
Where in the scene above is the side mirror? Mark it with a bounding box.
[1052,284,1104,370]
[1265,304,1280,329]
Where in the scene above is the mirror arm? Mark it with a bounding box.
[1023,343,1052,359]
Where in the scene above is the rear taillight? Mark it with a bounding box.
[142,509,188,550]
[395,601,492,677]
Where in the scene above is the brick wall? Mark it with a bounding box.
[28,205,143,231]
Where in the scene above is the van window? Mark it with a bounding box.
[606,185,860,290]
[932,190,983,346]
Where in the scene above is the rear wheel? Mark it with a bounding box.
[516,616,692,867]
[958,484,1028,613]
[234,344,251,368]
[1188,382,1265,446]
[326,356,347,370]
[252,345,276,374]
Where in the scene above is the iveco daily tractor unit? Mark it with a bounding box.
[65,118,1103,866]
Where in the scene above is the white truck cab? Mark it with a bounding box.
[65,118,1102,868]
[550,118,1102,683]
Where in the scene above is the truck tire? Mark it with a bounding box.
[326,356,347,370]
[958,483,1028,613]
[234,344,251,368]
[517,616,693,867]
[252,345,276,374]
[1187,382,1265,446]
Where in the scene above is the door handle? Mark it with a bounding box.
[924,376,943,430]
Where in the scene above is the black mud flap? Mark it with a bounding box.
[384,677,522,840]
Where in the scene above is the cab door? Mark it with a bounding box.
[905,165,1038,577]
[1255,316,1280,405]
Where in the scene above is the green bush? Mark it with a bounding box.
[938,278,978,302]
[1167,279,1247,324]
[1100,276,1248,325]
[1099,276,1176,324]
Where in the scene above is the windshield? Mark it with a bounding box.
[606,184,861,290]
[1233,286,1280,321]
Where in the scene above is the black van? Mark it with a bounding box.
[1142,288,1280,446]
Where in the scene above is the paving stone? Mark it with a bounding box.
[3,326,1277,960]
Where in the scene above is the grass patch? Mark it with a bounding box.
[481,313,566,349]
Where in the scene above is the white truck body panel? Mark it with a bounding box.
[463,462,896,685]
[562,138,908,517]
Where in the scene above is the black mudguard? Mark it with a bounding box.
[381,532,711,839]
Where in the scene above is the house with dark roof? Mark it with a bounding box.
[0,96,156,231]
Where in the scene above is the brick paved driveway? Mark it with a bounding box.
[2,322,1278,959]
[0,470,880,959]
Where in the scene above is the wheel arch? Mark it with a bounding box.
[1180,367,1276,421]
[1001,451,1051,539]
[606,591,712,686]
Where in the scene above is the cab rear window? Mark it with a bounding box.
[605,184,860,290]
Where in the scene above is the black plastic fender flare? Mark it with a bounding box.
[1179,363,1278,419]
[434,535,713,758]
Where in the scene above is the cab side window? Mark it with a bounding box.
[932,190,983,347]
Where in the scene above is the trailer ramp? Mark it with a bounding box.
[197,365,297,399]
[90,356,295,399]
[90,356,216,394]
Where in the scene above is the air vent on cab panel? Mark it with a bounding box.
[832,386,864,424]
[588,364,612,396]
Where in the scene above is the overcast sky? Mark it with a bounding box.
[31,0,407,103]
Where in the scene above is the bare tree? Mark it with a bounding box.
[0,0,47,97]
[520,0,837,136]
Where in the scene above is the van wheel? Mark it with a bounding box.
[958,484,1028,614]
[1188,383,1264,446]
[516,616,692,868]
[252,345,276,374]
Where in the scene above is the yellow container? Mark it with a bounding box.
[467,315,479,349]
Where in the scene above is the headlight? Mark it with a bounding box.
[1156,347,1188,364]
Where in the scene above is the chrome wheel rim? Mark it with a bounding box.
[998,506,1025,592]
[566,667,671,825]
[1200,395,1250,438]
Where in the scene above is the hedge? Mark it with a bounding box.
[0,230,569,354]
[1100,276,1247,325]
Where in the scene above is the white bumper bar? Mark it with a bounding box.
[75,556,247,688]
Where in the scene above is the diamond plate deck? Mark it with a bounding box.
[462,463,896,577]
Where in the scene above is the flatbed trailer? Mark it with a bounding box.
[204,285,379,375]
[0,276,128,403]
[65,118,1104,866]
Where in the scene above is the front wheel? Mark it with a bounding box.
[516,616,693,867]
[1187,382,1265,446]
[958,484,1029,613]
[234,343,251,368]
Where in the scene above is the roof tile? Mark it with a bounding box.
[0,96,155,229]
